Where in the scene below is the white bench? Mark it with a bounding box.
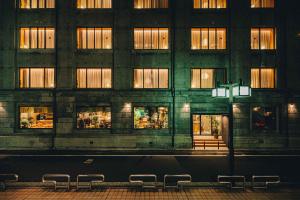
[129,174,157,189]
[42,174,70,191]
[0,174,19,191]
[218,175,245,190]
[76,174,105,190]
[164,174,192,190]
[252,175,280,190]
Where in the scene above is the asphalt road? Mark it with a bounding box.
[1,155,300,182]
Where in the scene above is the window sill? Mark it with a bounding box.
[75,49,113,54]
[189,49,228,54]
[18,49,55,54]
[250,50,277,54]
[132,50,171,54]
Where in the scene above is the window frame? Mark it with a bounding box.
[19,0,56,9]
[191,27,227,50]
[19,27,55,49]
[76,27,113,50]
[76,67,112,89]
[190,68,227,89]
[76,0,113,9]
[193,0,227,9]
[250,27,277,50]
[75,106,112,130]
[133,27,170,50]
[18,67,56,89]
[133,68,169,89]
[250,67,276,89]
[18,104,54,130]
[250,0,275,9]
[133,0,169,9]
[133,105,170,130]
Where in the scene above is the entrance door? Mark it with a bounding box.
[193,114,222,136]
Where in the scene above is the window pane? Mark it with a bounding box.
[87,0,94,8]
[191,28,201,49]
[262,0,274,8]
[201,115,212,134]
[252,106,277,131]
[95,28,102,48]
[20,106,53,129]
[77,69,87,88]
[144,0,151,8]
[201,28,209,49]
[87,28,95,49]
[152,28,159,49]
[261,68,275,88]
[134,107,168,129]
[30,28,38,48]
[134,69,144,88]
[46,0,55,8]
[217,0,226,8]
[251,0,260,8]
[159,69,168,88]
[38,28,45,48]
[159,28,168,49]
[191,69,201,88]
[102,68,112,88]
[202,0,209,8]
[144,28,152,49]
[194,0,200,8]
[87,69,102,88]
[209,28,216,49]
[160,0,168,8]
[77,28,87,49]
[209,0,216,8]
[201,69,214,88]
[30,68,44,88]
[20,28,30,48]
[102,28,112,49]
[46,28,55,48]
[20,68,30,88]
[77,0,86,8]
[134,28,144,49]
[31,0,38,8]
[251,69,260,88]
[144,69,157,88]
[45,68,55,88]
[251,29,259,49]
[77,107,111,129]
[39,0,45,8]
[20,0,30,8]
[216,28,226,49]
[260,28,275,49]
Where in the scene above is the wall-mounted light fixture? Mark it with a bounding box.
[123,103,132,113]
[288,103,297,114]
[183,103,190,113]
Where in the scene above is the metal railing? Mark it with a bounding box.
[76,174,105,190]
[129,174,157,189]
[42,174,70,191]
[217,175,245,190]
[0,174,19,191]
[252,175,280,189]
[164,174,192,190]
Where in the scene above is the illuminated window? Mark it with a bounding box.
[20,68,55,88]
[134,28,169,50]
[252,106,277,131]
[134,107,168,129]
[134,68,168,89]
[77,0,112,9]
[191,28,226,50]
[191,68,225,89]
[20,0,55,8]
[251,0,274,8]
[194,0,226,9]
[251,68,275,89]
[251,28,276,50]
[77,68,112,89]
[77,28,112,49]
[193,115,222,135]
[134,0,168,9]
[77,107,111,129]
[20,106,53,129]
[20,28,55,49]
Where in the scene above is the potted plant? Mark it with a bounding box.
[212,118,219,139]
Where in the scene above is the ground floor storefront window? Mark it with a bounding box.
[76,107,111,129]
[20,106,53,128]
[134,106,168,129]
[252,106,277,131]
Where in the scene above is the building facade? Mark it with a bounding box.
[0,0,300,151]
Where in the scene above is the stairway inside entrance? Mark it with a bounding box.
[193,135,228,150]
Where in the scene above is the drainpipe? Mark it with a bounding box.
[171,0,176,148]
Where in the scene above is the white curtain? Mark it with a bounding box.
[202,0,209,8]
[46,0,55,8]
[77,69,87,88]
[102,0,112,8]
[194,0,200,8]
[20,0,30,8]
[217,28,226,49]
[144,69,158,88]
[191,28,200,49]
[87,0,94,8]
[134,0,143,8]
[77,0,86,8]
[160,0,168,8]
[102,68,112,88]
[260,28,275,49]
[102,28,112,49]
[39,0,45,8]
[134,28,144,49]
[191,69,201,88]
[251,29,259,49]
[20,28,30,48]
[38,28,45,48]
[46,28,55,49]
[152,28,159,49]
[134,69,144,88]
[87,69,102,88]
[251,69,260,88]
[159,28,168,49]
[217,0,226,8]
[95,28,102,48]
[77,28,86,49]
[159,69,168,88]
[144,28,152,49]
[144,0,151,8]
[251,0,260,7]
[209,28,216,49]
[45,68,55,88]
[262,0,274,8]
[30,68,44,88]
[20,68,29,88]
[209,0,216,8]
[87,28,95,49]
[31,28,38,48]
[201,28,209,49]
[201,69,214,88]
[261,68,275,88]
[31,0,38,8]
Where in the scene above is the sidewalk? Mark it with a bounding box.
[1,188,300,200]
